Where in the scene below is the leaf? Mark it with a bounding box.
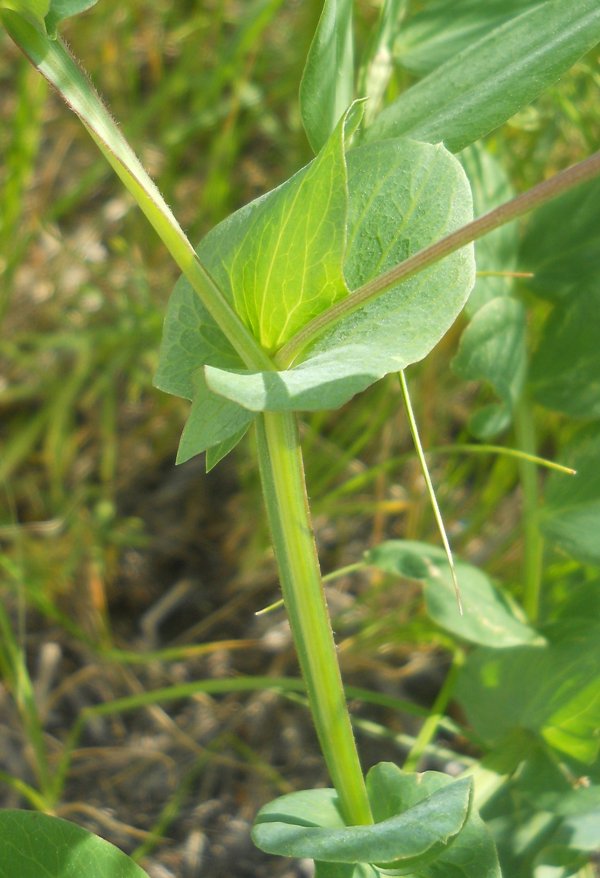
[394,0,543,76]
[0,810,149,878]
[459,145,518,316]
[364,0,600,153]
[252,774,472,869]
[541,425,600,565]
[206,138,474,413]
[45,0,98,36]
[205,425,251,472]
[530,285,600,419]
[452,297,527,439]
[364,540,541,648]
[0,0,48,28]
[366,764,501,878]
[554,812,600,852]
[155,110,358,460]
[483,738,600,873]
[520,176,600,301]
[533,847,591,877]
[456,610,600,763]
[204,354,382,412]
[175,372,255,465]
[190,107,352,356]
[227,114,352,352]
[514,744,600,819]
[300,0,354,154]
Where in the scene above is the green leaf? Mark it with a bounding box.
[202,107,351,354]
[456,611,600,763]
[45,0,97,36]
[367,764,501,878]
[0,1,98,38]
[0,810,149,878]
[175,372,255,465]
[515,744,600,819]
[530,285,600,419]
[0,0,48,28]
[533,847,591,878]
[364,0,600,153]
[205,425,251,471]
[541,425,600,565]
[252,774,472,868]
[205,138,474,413]
[520,176,600,301]
[364,540,540,648]
[394,0,543,75]
[300,0,354,153]
[452,297,527,439]
[459,145,518,315]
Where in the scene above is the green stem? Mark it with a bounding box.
[255,411,373,826]
[2,11,272,374]
[514,396,543,622]
[402,648,464,772]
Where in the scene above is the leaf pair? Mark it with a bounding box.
[253,763,500,877]
[155,117,475,466]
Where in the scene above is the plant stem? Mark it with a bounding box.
[2,11,272,374]
[514,396,544,622]
[255,411,373,826]
[402,648,464,772]
[277,150,600,366]
[399,370,462,613]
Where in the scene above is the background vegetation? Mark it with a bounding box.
[0,2,598,876]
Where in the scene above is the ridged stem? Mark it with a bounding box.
[255,411,373,826]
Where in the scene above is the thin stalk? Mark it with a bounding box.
[402,648,464,772]
[0,603,52,799]
[514,396,544,622]
[2,11,272,374]
[277,150,600,367]
[399,370,462,613]
[255,411,373,826]
[0,771,50,811]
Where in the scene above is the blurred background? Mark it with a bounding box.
[0,2,598,876]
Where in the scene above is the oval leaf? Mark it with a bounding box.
[204,138,474,413]
[366,764,501,878]
[252,777,472,867]
[364,540,541,648]
[0,811,149,878]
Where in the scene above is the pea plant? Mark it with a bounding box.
[1,1,600,876]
